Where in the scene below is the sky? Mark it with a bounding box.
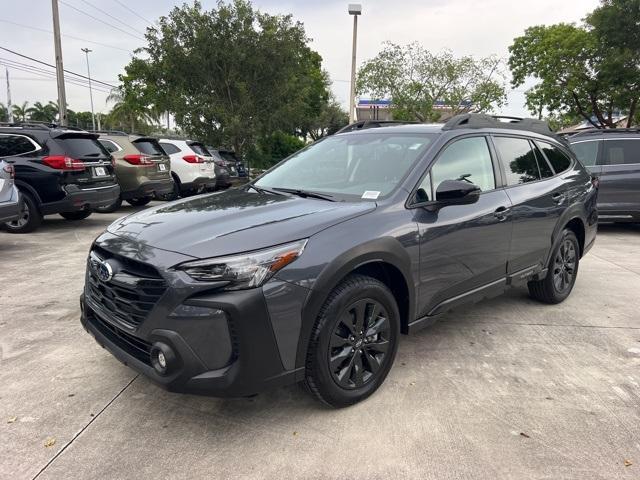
[0,0,601,118]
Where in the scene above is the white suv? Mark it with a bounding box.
[158,139,217,198]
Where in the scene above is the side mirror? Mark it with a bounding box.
[435,179,481,205]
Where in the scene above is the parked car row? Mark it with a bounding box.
[0,123,246,233]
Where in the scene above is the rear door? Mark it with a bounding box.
[597,138,640,217]
[492,135,565,274]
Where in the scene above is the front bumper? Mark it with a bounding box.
[121,178,175,200]
[41,183,121,215]
[79,235,307,397]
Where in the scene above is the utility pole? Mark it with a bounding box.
[51,0,67,125]
[5,68,12,122]
[348,4,362,124]
[81,47,96,130]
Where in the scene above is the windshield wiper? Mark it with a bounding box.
[273,187,336,202]
[247,184,285,196]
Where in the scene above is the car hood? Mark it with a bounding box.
[107,188,375,259]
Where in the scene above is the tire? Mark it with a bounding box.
[528,229,580,304]
[160,178,181,201]
[304,274,400,408]
[4,192,42,234]
[94,197,123,213]
[126,197,152,207]
[59,210,92,221]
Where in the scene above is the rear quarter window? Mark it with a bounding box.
[570,140,599,167]
[56,136,110,159]
[537,141,572,173]
[0,135,39,157]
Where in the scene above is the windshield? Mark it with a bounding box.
[255,133,436,199]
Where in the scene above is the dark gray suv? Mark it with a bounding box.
[81,114,598,407]
[569,129,640,223]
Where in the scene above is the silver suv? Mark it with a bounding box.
[0,159,21,225]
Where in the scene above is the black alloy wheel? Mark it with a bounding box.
[552,238,577,293]
[305,274,400,407]
[329,298,391,389]
[528,228,580,304]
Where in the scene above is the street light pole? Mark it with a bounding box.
[348,4,362,124]
[81,47,96,131]
[51,0,67,125]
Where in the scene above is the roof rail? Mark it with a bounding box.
[568,127,640,137]
[336,120,417,134]
[443,113,552,133]
[89,129,128,136]
[0,121,87,132]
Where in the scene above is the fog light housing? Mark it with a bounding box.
[150,342,175,376]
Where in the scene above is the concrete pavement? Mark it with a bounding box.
[1,206,639,479]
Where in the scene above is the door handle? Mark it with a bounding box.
[493,206,510,221]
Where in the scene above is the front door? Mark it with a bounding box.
[413,135,513,317]
[598,138,640,218]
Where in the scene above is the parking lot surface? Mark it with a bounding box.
[1,204,639,480]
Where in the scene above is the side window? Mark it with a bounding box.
[98,139,120,153]
[537,141,572,173]
[570,141,599,167]
[431,137,495,194]
[602,139,640,165]
[415,173,431,202]
[0,135,39,157]
[532,142,554,178]
[160,142,179,155]
[494,136,540,185]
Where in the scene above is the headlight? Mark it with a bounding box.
[175,239,308,290]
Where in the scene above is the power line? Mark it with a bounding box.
[0,19,133,53]
[0,59,112,93]
[0,46,116,89]
[112,0,154,26]
[58,0,145,41]
[78,0,146,36]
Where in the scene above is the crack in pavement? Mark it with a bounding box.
[467,322,640,330]
[31,375,139,480]
[590,251,640,277]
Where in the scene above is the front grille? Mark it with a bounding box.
[88,308,152,365]
[86,246,167,329]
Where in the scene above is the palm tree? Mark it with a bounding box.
[11,101,29,121]
[106,87,156,133]
[27,101,58,122]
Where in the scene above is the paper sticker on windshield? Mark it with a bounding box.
[362,190,380,199]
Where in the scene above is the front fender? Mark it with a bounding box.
[291,236,415,369]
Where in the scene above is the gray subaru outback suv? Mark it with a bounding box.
[81,114,598,407]
[569,129,640,223]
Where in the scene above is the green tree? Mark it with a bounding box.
[300,95,348,140]
[509,1,640,128]
[356,42,506,122]
[0,103,8,122]
[246,130,306,168]
[11,101,29,121]
[27,101,58,122]
[121,0,332,156]
[67,110,95,129]
[104,87,157,133]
